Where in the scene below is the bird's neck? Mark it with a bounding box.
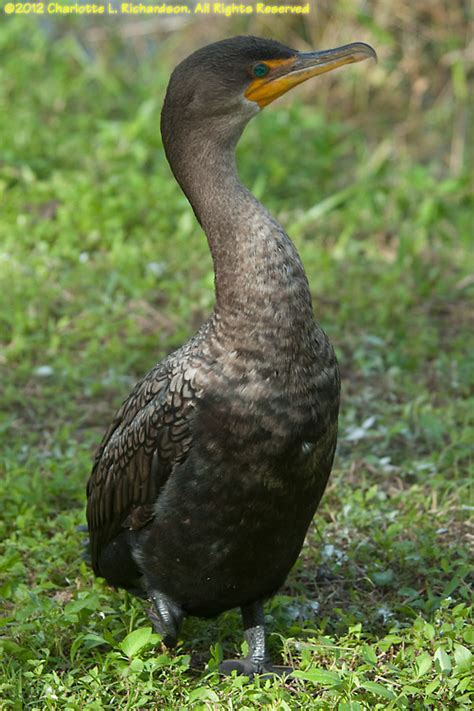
[167,133,314,334]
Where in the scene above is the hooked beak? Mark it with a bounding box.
[245,42,377,108]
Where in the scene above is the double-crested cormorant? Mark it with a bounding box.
[86,35,376,676]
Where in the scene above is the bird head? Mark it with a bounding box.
[162,35,376,129]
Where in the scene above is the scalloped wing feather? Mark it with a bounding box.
[86,360,196,572]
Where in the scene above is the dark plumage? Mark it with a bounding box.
[86,35,375,675]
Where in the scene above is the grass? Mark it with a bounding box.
[0,10,473,710]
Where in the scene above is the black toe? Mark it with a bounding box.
[219,658,293,678]
[219,658,256,677]
[261,664,293,678]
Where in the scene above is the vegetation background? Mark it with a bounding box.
[0,1,472,708]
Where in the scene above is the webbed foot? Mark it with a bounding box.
[218,600,292,678]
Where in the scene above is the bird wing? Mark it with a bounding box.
[86,358,197,572]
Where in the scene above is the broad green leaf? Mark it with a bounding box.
[188,687,220,703]
[361,681,396,700]
[424,678,440,695]
[293,668,342,686]
[0,552,21,572]
[457,676,473,693]
[402,685,421,695]
[456,694,474,705]
[423,623,435,640]
[362,644,377,665]
[177,654,191,670]
[64,596,98,615]
[434,647,452,675]
[208,642,223,668]
[130,658,144,673]
[463,627,474,645]
[379,634,403,651]
[453,644,473,674]
[119,627,153,658]
[70,633,108,661]
[371,569,394,586]
[415,652,432,677]
[82,633,109,647]
[0,640,33,660]
[148,653,173,669]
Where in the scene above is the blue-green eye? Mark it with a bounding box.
[253,63,269,78]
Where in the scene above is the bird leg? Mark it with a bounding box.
[219,600,293,677]
[147,591,183,648]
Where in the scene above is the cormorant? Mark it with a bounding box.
[86,35,376,676]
